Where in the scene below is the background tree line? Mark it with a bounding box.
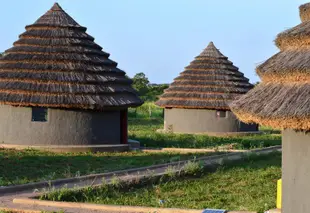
[131,72,169,102]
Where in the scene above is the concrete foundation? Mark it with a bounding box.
[0,144,129,153]
[128,139,140,150]
[282,129,310,213]
[164,108,258,133]
[0,105,122,146]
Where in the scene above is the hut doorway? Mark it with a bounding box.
[120,110,128,144]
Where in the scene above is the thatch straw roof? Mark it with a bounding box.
[156,42,253,110]
[0,3,143,110]
[230,2,310,130]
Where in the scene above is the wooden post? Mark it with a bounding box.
[282,129,310,213]
[148,105,152,118]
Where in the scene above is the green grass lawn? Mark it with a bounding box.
[0,211,19,213]
[0,211,64,213]
[129,117,281,149]
[0,115,281,187]
[42,152,281,213]
[0,148,217,186]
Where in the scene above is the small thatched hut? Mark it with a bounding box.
[156,42,258,134]
[230,3,310,212]
[0,3,142,151]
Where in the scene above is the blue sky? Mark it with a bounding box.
[0,0,308,84]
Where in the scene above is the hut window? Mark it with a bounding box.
[32,107,48,122]
[216,110,226,118]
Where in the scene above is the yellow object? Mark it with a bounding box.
[277,179,282,209]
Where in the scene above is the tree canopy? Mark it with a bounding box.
[132,72,150,97]
[131,72,168,102]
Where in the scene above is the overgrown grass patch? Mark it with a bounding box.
[41,152,281,213]
[129,118,281,149]
[128,102,163,118]
[0,148,215,186]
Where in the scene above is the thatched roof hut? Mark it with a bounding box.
[230,3,310,212]
[230,3,310,131]
[0,3,142,152]
[156,42,258,134]
[1,3,142,110]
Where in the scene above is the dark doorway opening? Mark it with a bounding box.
[120,110,128,144]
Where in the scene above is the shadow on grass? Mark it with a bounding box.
[130,133,281,150]
[261,129,281,134]
[128,117,163,126]
[259,125,282,134]
[128,118,281,150]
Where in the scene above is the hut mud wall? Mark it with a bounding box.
[164,108,257,133]
[282,129,310,213]
[0,105,121,145]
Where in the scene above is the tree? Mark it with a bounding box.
[132,72,150,97]
[131,72,169,101]
[145,84,169,101]
[253,81,260,86]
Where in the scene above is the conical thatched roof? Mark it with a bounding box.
[156,42,253,110]
[230,3,310,130]
[0,3,143,110]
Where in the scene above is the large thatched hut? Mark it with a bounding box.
[0,3,142,152]
[156,42,258,134]
[230,3,310,212]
